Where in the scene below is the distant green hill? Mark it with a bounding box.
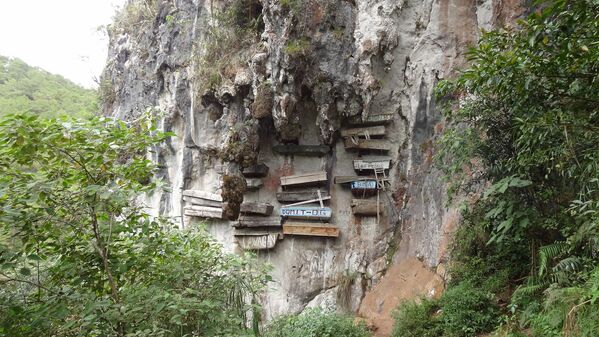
[0,55,98,118]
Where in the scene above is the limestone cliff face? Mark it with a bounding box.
[103,0,523,333]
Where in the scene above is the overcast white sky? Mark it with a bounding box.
[0,0,126,88]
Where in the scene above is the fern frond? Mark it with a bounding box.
[513,283,548,297]
[539,241,570,276]
[553,256,582,273]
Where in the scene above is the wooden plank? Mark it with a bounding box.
[280,171,327,187]
[234,229,283,236]
[182,190,222,202]
[277,190,330,202]
[236,233,280,250]
[334,176,376,184]
[283,222,340,237]
[351,199,384,216]
[184,205,223,219]
[353,159,391,171]
[183,196,223,208]
[234,216,281,228]
[242,163,269,177]
[285,196,331,207]
[341,126,386,137]
[280,207,332,220]
[183,197,223,207]
[348,113,394,126]
[240,202,274,216]
[344,138,391,151]
[245,178,263,190]
[273,144,331,156]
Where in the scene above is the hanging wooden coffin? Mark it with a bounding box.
[245,178,263,190]
[283,222,340,237]
[348,113,394,126]
[350,180,378,197]
[334,176,376,184]
[234,230,282,250]
[280,171,327,187]
[240,202,274,216]
[184,205,223,219]
[276,190,330,203]
[242,163,269,177]
[183,196,223,208]
[280,206,332,220]
[340,126,386,138]
[273,144,331,156]
[350,199,385,216]
[353,159,391,172]
[182,190,222,201]
[343,138,391,151]
[233,216,281,228]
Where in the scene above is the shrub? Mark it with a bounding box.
[264,308,371,337]
[392,298,442,337]
[439,282,499,337]
[110,0,157,35]
[284,37,311,57]
[0,113,271,336]
[195,0,263,94]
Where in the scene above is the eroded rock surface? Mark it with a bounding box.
[102,0,524,333]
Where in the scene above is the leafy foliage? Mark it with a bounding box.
[0,113,270,336]
[0,56,98,118]
[109,0,157,36]
[263,308,371,337]
[392,283,498,337]
[396,1,599,336]
[195,0,263,94]
[392,298,442,337]
[439,283,499,337]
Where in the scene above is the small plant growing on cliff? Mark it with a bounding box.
[284,37,311,57]
[264,308,371,337]
[280,0,302,16]
[110,0,157,35]
[195,0,264,94]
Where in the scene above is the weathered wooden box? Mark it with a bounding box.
[280,171,327,187]
[283,222,339,237]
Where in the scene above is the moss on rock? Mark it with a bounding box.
[251,82,274,119]
[221,174,246,220]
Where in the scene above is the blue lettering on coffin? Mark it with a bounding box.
[280,207,332,220]
[351,180,377,190]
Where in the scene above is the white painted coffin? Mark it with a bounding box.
[234,231,281,250]
[279,207,332,220]
[353,159,391,171]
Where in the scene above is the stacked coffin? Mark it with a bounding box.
[336,113,394,218]
[341,126,390,152]
[277,171,339,238]
[234,163,284,250]
[242,163,269,191]
[182,190,224,219]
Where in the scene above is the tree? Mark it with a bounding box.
[0,113,270,336]
[434,0,599,335]
[0,56,98,118]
